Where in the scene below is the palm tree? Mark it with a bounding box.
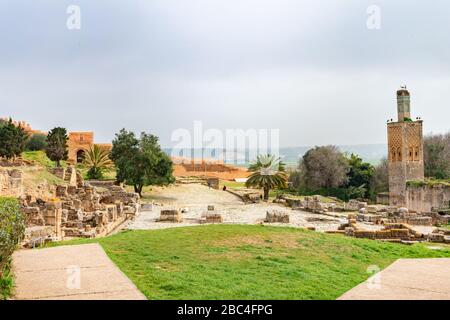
[83,145,113,180]
[246,154,288,201]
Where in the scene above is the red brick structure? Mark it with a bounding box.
[387,88,424,207]
[66,132,112,164]
[2,118,112,164]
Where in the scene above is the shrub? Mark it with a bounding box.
[87,167,103,180]
[83,145,113,180]
[26,133,47,151]
[0,119,28,160]
[0,197,25,299]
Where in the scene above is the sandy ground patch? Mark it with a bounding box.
[125,184,382,232]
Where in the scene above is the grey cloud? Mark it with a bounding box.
[0,0,449,147]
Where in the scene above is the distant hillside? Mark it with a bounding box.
[165,144,387,168]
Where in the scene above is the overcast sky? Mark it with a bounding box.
[1,0,449,147]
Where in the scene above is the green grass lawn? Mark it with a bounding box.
[51,224,450,300]
[76,164,117,181]
[219,180,246,189]
[22,151,57,168]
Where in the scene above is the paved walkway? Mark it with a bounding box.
[12,243,146,300]
[339,258,450,300]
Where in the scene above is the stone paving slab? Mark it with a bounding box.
[339,258,450,300]
[12,243,146,300]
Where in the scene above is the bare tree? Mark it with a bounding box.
[424,132,450,179]
[300,145,349,190]
[371,157,389,194]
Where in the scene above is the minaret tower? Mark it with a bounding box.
[387,87,424,207]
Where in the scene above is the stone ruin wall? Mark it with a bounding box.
[21,182,140,246]
[67,132,94,164]
[67,132,113,163]
[406,184,450,213]
[0,168,23,197]
[387,121,424,207]
[180,162,239,173]
[0,163,140,246]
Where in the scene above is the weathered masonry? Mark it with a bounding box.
[386,88,450,213]
[387,88,424,207]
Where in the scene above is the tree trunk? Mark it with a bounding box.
[263,187,270,201]
[134,184,143,197]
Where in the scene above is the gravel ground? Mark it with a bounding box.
[125,184,382,232]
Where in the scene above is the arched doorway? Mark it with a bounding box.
[76,149,86,163]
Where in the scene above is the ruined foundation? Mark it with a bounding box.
[265,210,290,223]
[159,209,182,223]
[20,183,140,246]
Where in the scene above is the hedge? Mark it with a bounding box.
[0,197,25,299]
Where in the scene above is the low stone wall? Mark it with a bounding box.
[205,212,223,224]
[265,211,289,223]
[48,166,80,186]
[88,180,117,188]
[276,195,341,214]
[428,228,450,243]
[20,183,140,243]
[226,189,261,203]
[406,183,450,213]
[159,209,182,222]
[0,168,23,197]
[341,220,425,242]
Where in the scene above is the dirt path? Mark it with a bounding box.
[339,258,450,300]
[12,243,146,300]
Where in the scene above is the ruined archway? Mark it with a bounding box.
[76,149,86,163]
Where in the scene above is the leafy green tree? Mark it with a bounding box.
[26,133,47,151]
[0,119,28,160]
[111,129,174,196]
[45,127,68,167]
[346,153,375,198]
[246,154,288,200]
[345,185,367,200]
[83,145,113,180]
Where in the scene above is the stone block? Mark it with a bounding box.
[159,209,182,223]
[67,185,77,195]
[428,233,445,243]
[205,213,223,224]
[106,204,117,222]
[56,185,68,198]
[265,211,290,223]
